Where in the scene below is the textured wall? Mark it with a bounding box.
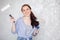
[0,0,60,40]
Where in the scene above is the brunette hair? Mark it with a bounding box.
[21,4,39,28]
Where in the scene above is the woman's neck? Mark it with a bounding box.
[23,16,31,26]
[23,16,30,19]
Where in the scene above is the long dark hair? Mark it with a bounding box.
[21,4,39,28]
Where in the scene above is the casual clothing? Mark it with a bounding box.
[17,37,32,40]
[12,17,40,40]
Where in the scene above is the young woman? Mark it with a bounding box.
[10,4,40,40]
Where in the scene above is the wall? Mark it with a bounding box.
[0,0,60,40]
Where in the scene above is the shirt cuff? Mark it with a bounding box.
[35,25,40,29]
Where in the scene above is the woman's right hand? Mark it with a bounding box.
[10,17,15,23]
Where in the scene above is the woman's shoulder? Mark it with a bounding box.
[18,17,23,20]
[16,17,23,22]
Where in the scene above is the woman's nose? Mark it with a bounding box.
[25,10,28,13]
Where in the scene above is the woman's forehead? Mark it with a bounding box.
[23,6,30,9]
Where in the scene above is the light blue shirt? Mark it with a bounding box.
[12,17,40,38]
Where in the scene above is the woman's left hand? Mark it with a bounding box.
[33,29,39,36]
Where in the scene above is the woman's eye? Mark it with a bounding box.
[23,10,25,11]
[27,9,29,10]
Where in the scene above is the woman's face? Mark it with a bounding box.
[22,6,31,17]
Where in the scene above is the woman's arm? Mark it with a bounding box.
[11,22,16,33]
[10,17,16,33]
[33,25,40,36]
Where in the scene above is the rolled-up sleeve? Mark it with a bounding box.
[35,25,40,29]
[15,21,19,33]
[11,20,19,34]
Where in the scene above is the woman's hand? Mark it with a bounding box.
[10,17,15,23]
[33,29,39,36]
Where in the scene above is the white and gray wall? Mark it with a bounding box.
[0,0,60,40]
